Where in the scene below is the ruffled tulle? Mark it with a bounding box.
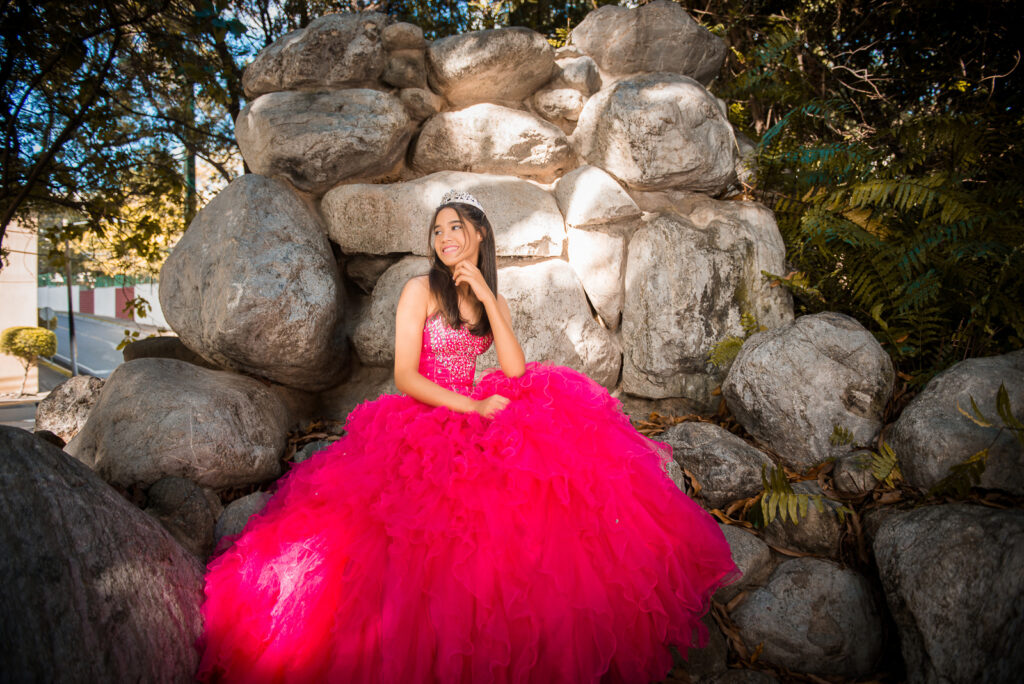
[198,363,739,684]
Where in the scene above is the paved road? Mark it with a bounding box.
[51,311,139,378]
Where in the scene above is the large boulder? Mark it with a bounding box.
[322,171,566,258]
[554,164,641,229]
[715,523,773,603]
[411,104,576,183]
[236,89,411,195]
[121,335,220,370]
[572,73,736,194]
[569,1,726,86]
[732,557,883,678]
[144,476,217,558]
[566,225,628,328]
[887,350,1024,494]
[66,359,289,490]
[317,364,398,423]
[761,481,843,557]
[530,87,587,133]
[33,375,105,444]
[0,426,204,682]
[160,174,348,391]
[352,256,431,367]
[550,55,601,95]
[873,504,1024,683]
[478,259,621,388]
[660,422,773,509]
[723,312,894,470]
[214,491,273,545]
[242,12,387,97]
[621,210,792,407]
[426,27,554,106]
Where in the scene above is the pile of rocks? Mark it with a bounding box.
[4,3,1023,681]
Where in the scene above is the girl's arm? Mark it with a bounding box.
[453,262,526,378]
[393,276,508,416]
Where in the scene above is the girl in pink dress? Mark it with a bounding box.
[198,190,738,683]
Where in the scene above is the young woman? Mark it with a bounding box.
[198,190,738,684]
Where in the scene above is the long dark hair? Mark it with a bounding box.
[427,201,497,337]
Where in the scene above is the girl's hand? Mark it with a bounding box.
[453,260,494,305]
[473,394,510,418]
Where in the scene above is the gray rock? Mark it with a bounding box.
[236,89,411,195]
[761,481,843,556]
[382,49,427,89]
[715,523,773,603]
[566,226,626,328]
[551,55,601,95]
[345,255,401,294]
[426,27,554,106]
[242,12,387,98]
[530,87,586,133]
[0,426,204,682]
[832,450,877,496]
[294,439,333,464]
[66,359,288,489]
[382,22,426,50]
[732,557,883,678]
[398,86,443,121]
[569,1,726,86]
[874,504,1024,684]
[322,171,566,258]
[554,164,641,228]
[682,614,729,680]
[477,259,622,388]
[144,476,216,558]
[887,350,1024,494]
[121,335,220,370]
[661,422,773,509]
[411,104,576,183]
[33,375,104,444]
[573,73,736,193]
[723,312,894,470]
[318,364,398,423]
[214,491,273,544]
[352,256,431,366]
[160,174,348,391]
[621,210,791,407]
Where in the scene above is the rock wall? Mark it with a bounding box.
[156,0,793,415]
[31,4,1024,681]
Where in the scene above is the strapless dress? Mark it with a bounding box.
[198,314,738,683]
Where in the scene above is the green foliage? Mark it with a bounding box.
[930,383,1021,496]
[710,0,1024,385]
[829,424,855,446]
[750,464,851,527]
[929,449,989,498]
[1,326,58,395]
[860,442,902,489]
[708,312,765,369]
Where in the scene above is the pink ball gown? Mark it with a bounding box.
[198,314,739,683]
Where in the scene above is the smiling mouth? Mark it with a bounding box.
[442,245,459,255]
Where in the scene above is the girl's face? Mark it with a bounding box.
[433,207,483,269]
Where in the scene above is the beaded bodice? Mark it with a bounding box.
[418,314,493,396]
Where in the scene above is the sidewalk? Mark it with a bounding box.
[0,363,72,431]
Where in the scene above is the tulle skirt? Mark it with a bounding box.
[198,363,738,683]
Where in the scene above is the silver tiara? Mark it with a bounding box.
[438,189,484,212]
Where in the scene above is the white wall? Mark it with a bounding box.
[132,283,168,328]
[0,223,39,394]
[39,285,79,313]
[94,286,117,318]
